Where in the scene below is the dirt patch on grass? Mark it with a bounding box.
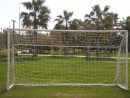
[54,92,84,98]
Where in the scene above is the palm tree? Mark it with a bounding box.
[84,5,110,57]
[54,10,73,55]
[123,16,130,52]
[104,13,119,29]
[125,16,130,30]
[119,17,126,29]
[54,10,73,29]
[125,16,130,52]
[20,0,50,56]
[21,0,50,29]
[70,19,85,30]
[54,15,65,29]
[63,11,73,29]
[85,4,110,30]
[20,12,32,28]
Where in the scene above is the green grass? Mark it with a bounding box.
[0,55,130,98]
[15,56,116,84]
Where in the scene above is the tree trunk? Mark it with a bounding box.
[33,12,38,57]
[33,31,38,57]
[86,47,90,59]
[96,48,100,57]
[62,32,68,55]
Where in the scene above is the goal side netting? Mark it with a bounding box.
[6,28,128,90]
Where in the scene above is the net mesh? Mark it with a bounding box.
[7,29,128,90]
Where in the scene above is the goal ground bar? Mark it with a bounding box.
[15,83,116,86]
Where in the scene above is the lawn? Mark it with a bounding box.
[0,55,130,98]
[15,56,116,84]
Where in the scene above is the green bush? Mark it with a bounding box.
[75,49,83,55]
[43,50,50,54]
[68,50,73,55]
[58,49,63,55]
[14,48,18,56]
[50,49,55,55]
[0,50,7,58]
[0,48,18,58]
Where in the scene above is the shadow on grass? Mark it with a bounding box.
[15,55,116,62]
[0,58,7,62]
[16,56,42,62]
[0,88,7,96]
[117,86,130,97]
[85,57,116,61]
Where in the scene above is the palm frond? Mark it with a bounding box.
[84,14,90,18]
[90,11,95,16]
[29,12,34,17]
[68,12,73,17]
[22,2,33,10]
[40,6,50,15]
[57,15,63,19]
[54,19,60,22]
[103,5,110,13]
[20,12,29,19]
[37,0,45,6]
[63,10,68,17]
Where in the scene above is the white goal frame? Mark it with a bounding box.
[6,28,128,91]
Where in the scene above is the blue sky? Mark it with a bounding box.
[0,0,130,29]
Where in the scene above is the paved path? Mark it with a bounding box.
[18,53,130,60]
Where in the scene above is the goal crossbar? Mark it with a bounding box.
[7,28,127,33]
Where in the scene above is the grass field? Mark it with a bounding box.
[0,55,130,98]
[15,56,116,84]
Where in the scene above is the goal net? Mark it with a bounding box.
[7,28,128,90]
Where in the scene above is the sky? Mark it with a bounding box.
[0,0,130,30]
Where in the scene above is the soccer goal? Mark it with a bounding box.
[6,28,128,90]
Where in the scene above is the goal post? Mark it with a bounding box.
[115,31,128,90]
[7,28,128,90]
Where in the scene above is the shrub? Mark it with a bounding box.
[50,49,55,55]
[58,49,63,55]
[75,49,83,55]
[0,50,7,58]
[68,50,73,55]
